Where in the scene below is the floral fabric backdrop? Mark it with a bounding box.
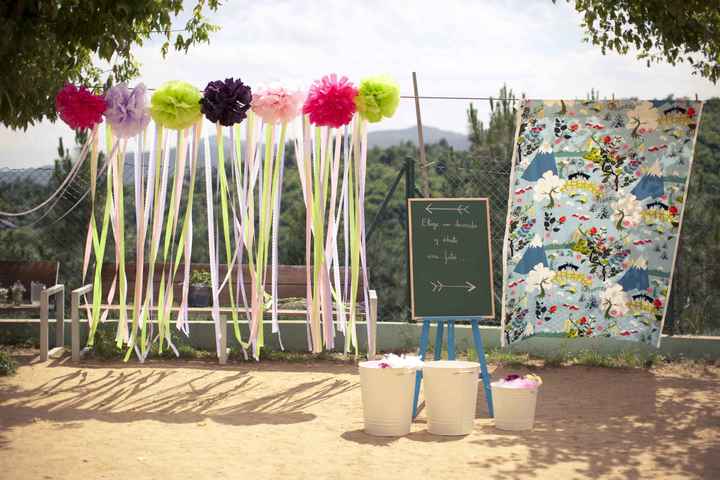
[501,99,703,347]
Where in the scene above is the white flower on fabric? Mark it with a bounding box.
[612,193,643,229]
[599,282,629,318]
[533,171,565,208]
[526,264,555,297]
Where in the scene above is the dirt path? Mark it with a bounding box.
[1,356,718,479]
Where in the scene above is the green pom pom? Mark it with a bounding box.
[150,80,202,130]
[355,75,400,123]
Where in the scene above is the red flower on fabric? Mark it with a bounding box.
[569,124,579,132]
[602,135,612,144]
[559,216,566,223]
[579,316,588,325]
[687,107,696,117]
[589,227,598,235]
[55,84,107,130]
[549,305,558,314]
[653,298,663,309]
[669,206,678,216]
[303,74,358,128]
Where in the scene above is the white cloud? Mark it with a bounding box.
[1,0,716,167]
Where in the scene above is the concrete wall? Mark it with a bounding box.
[1,319,719,359]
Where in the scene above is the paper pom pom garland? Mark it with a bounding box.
[51,73,392,362]
[55,84,107,131]
[251,83,305,124]
[150,80,203,130]
[104,83,151,138]
[303,74,358,128]
[355,75,400,123]
[200,77,252,126]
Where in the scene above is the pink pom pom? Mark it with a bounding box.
[251,83,305,124]
[303,74,358,128]
[55,84,107,130]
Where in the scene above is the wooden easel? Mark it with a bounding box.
[412,317,494,418]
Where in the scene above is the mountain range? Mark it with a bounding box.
[0,126,469,185]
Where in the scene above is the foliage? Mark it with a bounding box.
[0,1,220,129]
[559,0,720,83]
[667,98,720,335]
[190,270,212,287]
[0,348,17,376]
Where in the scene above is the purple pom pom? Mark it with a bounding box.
[200,78,252,126]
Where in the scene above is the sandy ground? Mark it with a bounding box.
[1,353,719,480]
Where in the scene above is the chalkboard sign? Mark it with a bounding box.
[408,198,495,319]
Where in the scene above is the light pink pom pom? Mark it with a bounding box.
[251,83,305,124]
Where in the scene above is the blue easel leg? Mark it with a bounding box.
[472,320,494,417]
[447,320,456,360]
[434,321,444,360]
[412,319,431,419]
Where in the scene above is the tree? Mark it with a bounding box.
[0,1,220,129]
[559,0,720,83]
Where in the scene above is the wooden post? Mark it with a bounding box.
[368,289,378,359]
[218,314,228,364]
[71,291,79,362]
[39,290,49,362]
[55,289,65,349]
[412,72,429,197]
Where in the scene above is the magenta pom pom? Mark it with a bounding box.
[55,84,107,131]
[302,74,358,128]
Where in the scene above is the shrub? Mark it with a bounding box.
[0,349,18,376]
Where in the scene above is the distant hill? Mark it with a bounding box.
[0,125,469,184]
[368,126,469,151]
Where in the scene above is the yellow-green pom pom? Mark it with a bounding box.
[150,80,202,130]
[355,75,400,123]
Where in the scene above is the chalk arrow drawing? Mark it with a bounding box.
[424,203,470,215]
[430,281,477,293]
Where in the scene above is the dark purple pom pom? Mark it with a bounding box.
[200,78,252,126]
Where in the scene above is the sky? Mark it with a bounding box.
[1,0,717,168]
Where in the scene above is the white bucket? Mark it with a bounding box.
[491,384,539,431]
[359,362,416,436]
[423,360,480,436]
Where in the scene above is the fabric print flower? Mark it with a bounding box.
[612,193,643,230]
[599,282,629,319]
[527,264,555,298]
[533,171,564,208]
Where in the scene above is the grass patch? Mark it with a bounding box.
[483,349,532,368]
[0,348,18,376]
[88,323,213,361]
[228,348,356,363]
[461,347,668,370]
